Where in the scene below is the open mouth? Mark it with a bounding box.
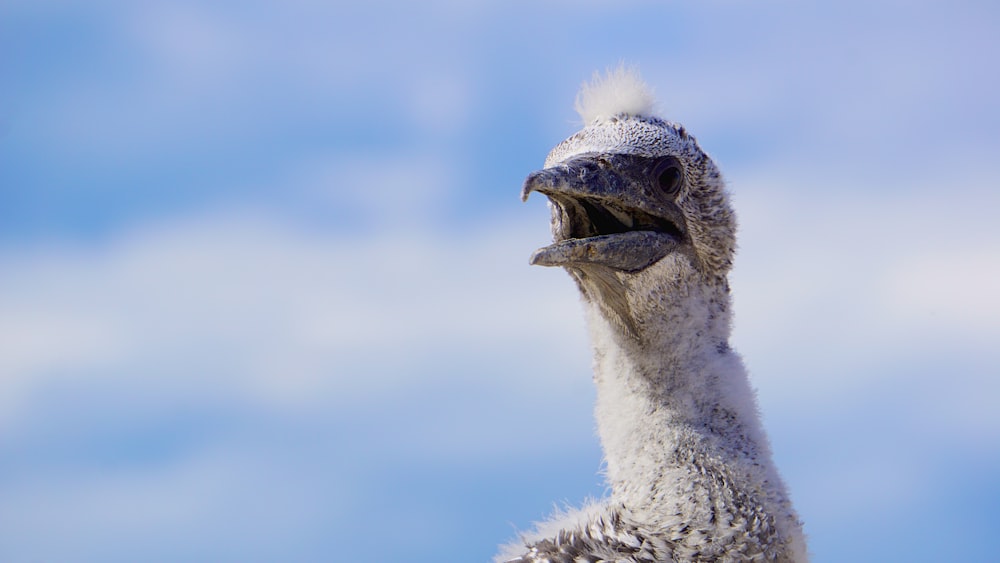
[550,195,685,243]
[528,194,685,272]
[520,159,688,272]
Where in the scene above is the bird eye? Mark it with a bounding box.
[653,158,683,196]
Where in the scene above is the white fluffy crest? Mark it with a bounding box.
[574,66,657,124]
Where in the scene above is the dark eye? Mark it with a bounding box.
[653,158,683,195]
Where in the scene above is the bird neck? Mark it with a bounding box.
[584,271,775,522]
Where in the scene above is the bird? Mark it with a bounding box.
[496,67,809,563]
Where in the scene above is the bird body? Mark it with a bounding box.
[497,68,807,563]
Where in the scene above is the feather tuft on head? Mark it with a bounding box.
[574,65,657,124]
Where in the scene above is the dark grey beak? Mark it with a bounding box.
[521,155,686,272]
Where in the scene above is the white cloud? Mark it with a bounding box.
[732,168,1000,360]
[132,3,251,84]
[881,249,1000,332]
[290,150,461,229]
[4,163,998,477]
[0,207,588,417]
[0,441,348,562]
[4,151,999,433]
[409,72,475,135]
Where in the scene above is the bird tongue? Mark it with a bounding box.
[529,231,679,272]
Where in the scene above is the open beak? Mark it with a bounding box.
[521,155,686,272]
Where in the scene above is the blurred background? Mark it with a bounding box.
[2,0,998,561]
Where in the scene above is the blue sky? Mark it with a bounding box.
[2,1,999,561]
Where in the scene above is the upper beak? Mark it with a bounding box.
[521,157,628,204]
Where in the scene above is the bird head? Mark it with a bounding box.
[522,68,736,338]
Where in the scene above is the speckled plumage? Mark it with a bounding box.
[497,69,808,563]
